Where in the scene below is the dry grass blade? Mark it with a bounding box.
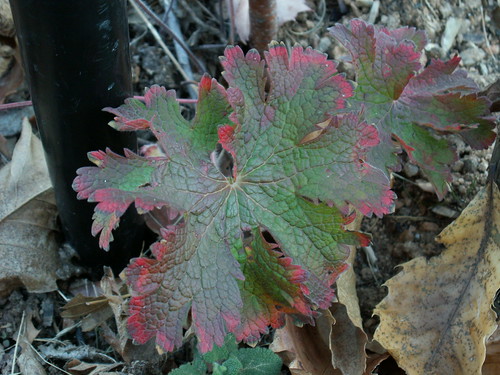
[374,181,500,374]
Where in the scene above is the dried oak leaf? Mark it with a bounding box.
[374,182,500,375]
[270,303,368,375]
[73,44,395,353]
[329,19,496,198]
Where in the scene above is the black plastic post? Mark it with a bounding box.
[10,0,145,271]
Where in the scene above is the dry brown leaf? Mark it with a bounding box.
[365,352,390,374]
[336,210,364,329]
[374,182,500,375]
[15,312,46,375]
[0,0,14,37]
[65,359,122,375]
[271,210,369,375]
[270,313,338,375]
[17,345,46,375]
[0,119,59,296]
[61,293,115,332]
[334,211,369,374]
[329,303,367,375]
[483,326,500,375]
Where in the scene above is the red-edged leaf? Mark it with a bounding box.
[75,44,393,353]
[329,19,495,198]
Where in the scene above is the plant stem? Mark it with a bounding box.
[249,0,277,53]
[0,100,32,110]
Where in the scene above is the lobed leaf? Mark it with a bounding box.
[329,19,496,198]
[222,347,282,375]
[75,44,395,352]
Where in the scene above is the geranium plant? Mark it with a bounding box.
[73,19,495,353]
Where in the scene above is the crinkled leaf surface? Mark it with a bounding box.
[74,45,395,352]
[222,347,282,375]
[329,19,495,198]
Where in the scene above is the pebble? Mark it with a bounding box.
[416,180,435,193]
[431,205,459,218]
[460,46,486,66]
[479,63,489,75]
[441,17,463,55]
[458,185,467,194]
[462,33,485,44]
[452,159,464,172]
[420,221,440,232]
[404,162,419,177]
[318,37,331,53]
[478,159,489,173]
[463,155,479,173]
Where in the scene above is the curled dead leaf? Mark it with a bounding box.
[374,182,500,374]
[0,119,59,296]
[483,326,500,375]
[270,313,337,375]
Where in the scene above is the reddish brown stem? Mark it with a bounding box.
[0,98,197,112]
[0,100,32,110]
[249,0,277,54]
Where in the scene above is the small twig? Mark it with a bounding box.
[129,0,198,94]
[0,101,32,111]
[392,172,420,186]
[163,0,174,17]
[54,321,81,340]
[194,0,218,22]
[227,0,236,45]
[163,0,198,99]
[56,289,70,303]
[28,342,74,375]
[480,5,497,62]
[192,43,227,51]
[179,0,221,36]
[343,0,362,17]
[10,311,25,374]
[130,0,206,73]
[423,0,439,19]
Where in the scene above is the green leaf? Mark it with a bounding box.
[213,363,230,375]
[329,19,495,198]
[202,333,238,363]
[74,43,394,353]
[169,358,207,375]
[222,347,282,375]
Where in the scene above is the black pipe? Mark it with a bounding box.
[10,0,145,272]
